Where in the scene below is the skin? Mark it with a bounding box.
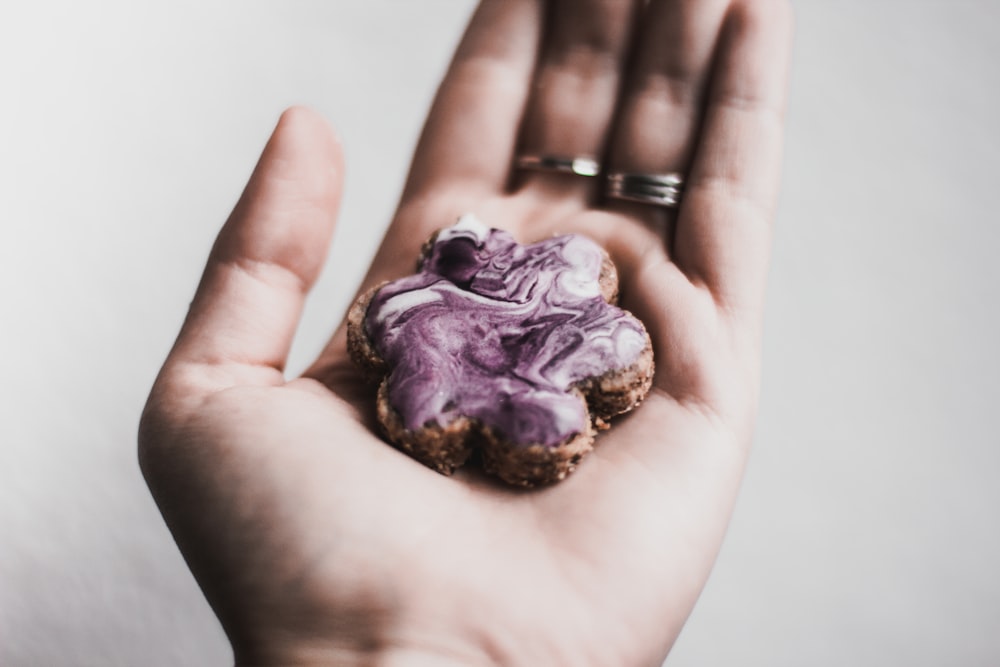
[139,1,793,665]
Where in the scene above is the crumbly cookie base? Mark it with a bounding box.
[376,381,476,475]
[346,282,389,383]
[346,232,655,487]
[480,416,596,487]
[576,341,655,422]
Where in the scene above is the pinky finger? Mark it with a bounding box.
[672,0,793,316]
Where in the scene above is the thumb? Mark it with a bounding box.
[160,106,344,394]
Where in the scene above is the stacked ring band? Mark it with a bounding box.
[515,154,601,177]
[515,154,685,209]
[605,172,684,208]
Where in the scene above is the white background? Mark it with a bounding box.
[2,2,998,665]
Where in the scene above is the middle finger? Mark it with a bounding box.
[513,0,640,204]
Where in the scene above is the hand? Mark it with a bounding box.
[139,1,792,664]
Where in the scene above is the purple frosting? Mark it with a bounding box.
[365,215,648,447]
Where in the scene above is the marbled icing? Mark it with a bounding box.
[365,215,648,447]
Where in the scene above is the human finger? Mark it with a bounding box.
[399,0,544,206]
[603,0,730,233]
[672,0,793,314]
[306,2,545,386]
[513,0,640,203]
[157,107,343,395]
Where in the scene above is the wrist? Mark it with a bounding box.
[233,634,500,667]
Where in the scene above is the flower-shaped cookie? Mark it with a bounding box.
[347,215,653,486]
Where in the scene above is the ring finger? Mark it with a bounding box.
[604,0,729,234]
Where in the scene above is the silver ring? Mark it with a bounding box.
[605,171,684,207]
[516,154,601,177]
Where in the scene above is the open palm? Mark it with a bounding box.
[140,1,792,665]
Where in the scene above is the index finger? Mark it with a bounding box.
[399,0,542,205]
